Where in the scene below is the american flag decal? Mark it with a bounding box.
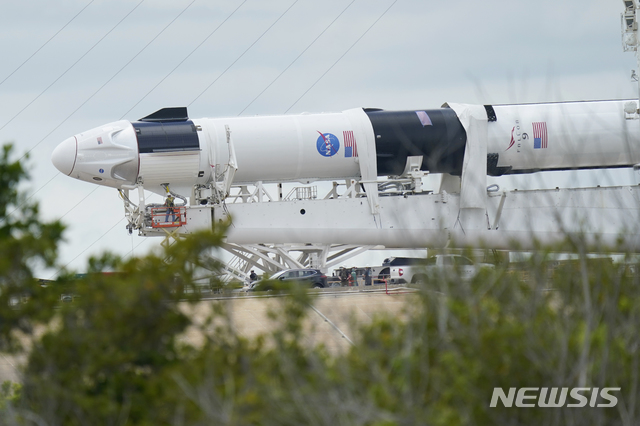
[533,122,548,149]
[344,130,357,157]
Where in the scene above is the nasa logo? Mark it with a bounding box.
[99,168,104,174]
[316,132,339,157]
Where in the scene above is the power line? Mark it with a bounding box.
[237,0,357,116]
[128,236,152,261]
[58,186,100,221]
[188,0,300,108]
[52,0,299,274]
[18,0,197,163]
[51,1,301,274]
[55,216,127,277]
[0,0,96,88]
[52,188,156,278]
[120,0,248,120]
[3,1,197,223]
[2,172,61,224]
[285,0,398,113]
[0,0,146,135]
[42,1,397,276]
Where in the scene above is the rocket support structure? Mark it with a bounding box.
[51,99,640,278]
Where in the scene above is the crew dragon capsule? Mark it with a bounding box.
[51,100,640,196]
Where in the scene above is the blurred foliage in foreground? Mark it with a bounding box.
[0,144,639,425]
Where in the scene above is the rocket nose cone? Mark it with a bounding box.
[51,136,77,175]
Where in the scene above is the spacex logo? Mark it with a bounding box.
[490,387,621,408]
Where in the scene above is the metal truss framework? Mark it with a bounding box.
[117,78,640,284]
[129,176,415,283]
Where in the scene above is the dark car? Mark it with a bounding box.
[248,268,328,291]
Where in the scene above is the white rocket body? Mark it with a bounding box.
[489,101,640,172]
[195,113,361,186]
[51,100,640,196]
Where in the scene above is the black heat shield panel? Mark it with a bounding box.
[133,120,200,153]
[365,108,467,176]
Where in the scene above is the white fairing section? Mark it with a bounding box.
[489,100,640,171]
[138,152,201,194]
[193,112,362,185]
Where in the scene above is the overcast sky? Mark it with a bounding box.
[0,0,638,276]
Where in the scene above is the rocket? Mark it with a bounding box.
[51,99,640,197]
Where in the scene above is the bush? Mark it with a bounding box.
[1,143,638,425]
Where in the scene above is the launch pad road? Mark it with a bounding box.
[197,282,419,301]
[179,285,416,353]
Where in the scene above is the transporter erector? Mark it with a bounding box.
[51,100,640,276]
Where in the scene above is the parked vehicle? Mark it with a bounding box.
[384,256,430,284]
[371,261,392,282]
[246,268,328,291]
[389,255,494,284]
[374,267,390,281]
